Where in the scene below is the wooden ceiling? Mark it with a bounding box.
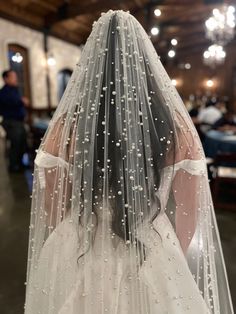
[0,0,235,58]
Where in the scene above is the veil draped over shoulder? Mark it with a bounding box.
[25,10,233,314]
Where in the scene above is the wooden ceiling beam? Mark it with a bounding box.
[0,0,230,51]
[45,0,149,27]
[150,22,205,47]
[167,20,204,33]
[160,0,217,5]
[155,31,207,51]
[32,1,58,13]
[158,7,213,27]
[50,25,85,45]
[157,43,209,60]
[0,1,43,28]
[55,19,92,37]
[74,18,93,32]
[12,0,32,7]
[157,37,207,55]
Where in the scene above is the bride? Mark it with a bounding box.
[24,10,233,314]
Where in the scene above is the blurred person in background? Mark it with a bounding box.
[197,99,224,126]
[0,70,29,172]
[213,109,236,133]
[189,103,201,124]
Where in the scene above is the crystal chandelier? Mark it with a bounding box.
[203,44,226,67]
[205,5,235,45]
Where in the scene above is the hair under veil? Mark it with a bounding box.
[25,10,233,314]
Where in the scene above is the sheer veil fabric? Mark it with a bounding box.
[25,10,233,314]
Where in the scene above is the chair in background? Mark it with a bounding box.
[211,152,236,210]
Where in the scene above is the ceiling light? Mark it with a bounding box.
[171,38,178,46]
[171,79,177,86]
[205,5,235,45]
[154,9,161,17]
[168,50,176,58]
[206,79,214,87]
[185,63,191,69]
[47,54,56,66]
[151,26,159,36]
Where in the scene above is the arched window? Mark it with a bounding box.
[57,68,72,101]
[8,43,31,103]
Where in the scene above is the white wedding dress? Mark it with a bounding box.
[25,151,210,314]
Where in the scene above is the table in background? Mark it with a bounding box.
[203,130,236,158]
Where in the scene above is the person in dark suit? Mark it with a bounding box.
[0,70,29,172]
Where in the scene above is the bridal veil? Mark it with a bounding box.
[25,10,233,314]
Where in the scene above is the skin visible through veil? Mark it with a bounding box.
[24,10,234,314]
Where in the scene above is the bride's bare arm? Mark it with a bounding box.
[41,116,75,228]
[170,112,204,254]
[172,169,200,254]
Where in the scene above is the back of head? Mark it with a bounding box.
[205,99,217,108]
[2,69,12,80]
[87,11,176,242]
[2,69,18,87]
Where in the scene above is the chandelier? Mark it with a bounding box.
[204,5,235,67]
[203,44,226,67]
[205,6,235,45]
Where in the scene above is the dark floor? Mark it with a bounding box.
[0,139,235,314]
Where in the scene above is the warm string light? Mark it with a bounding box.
[178,63,191,70]
[151,26,159,36]
[168,50,176,58]
[171,79,177,86]
[167,39,178,58]
[185,63,191,69]
[154,8,161,17]
[205,79,215,88]
[152,9,178,59]
[171,38,178,46]
[171,78,183,88]
[151,8,161,36]
[206,79,214,87]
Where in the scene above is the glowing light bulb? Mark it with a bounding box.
[171,79,177,86]
[171,38,178,46]
[168,50,176,58]
[151,26,159,36]
[154,9,161,17]
[185,63,191,69]
[206,79,214,87]
[47,55,56,66]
